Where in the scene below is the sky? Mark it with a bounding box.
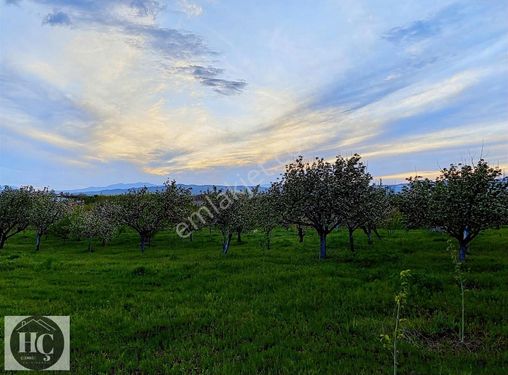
[0,0,507,189]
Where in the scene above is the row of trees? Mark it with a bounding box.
[173,155,393,257]
[0,181,193,252]
[0,187,67,250]
[1,157,506,260]
[146,156,507,261]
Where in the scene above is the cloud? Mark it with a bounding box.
[383,19,441,44]
[199,78,247,95]
[178,0,202,17]
[22,0,245,95]
[382,3,463,44]
[360,121,508,159]
[42,10,71,26]
[129,0,163,18]
[0,65,94,136]
[178,65,246,95]
[1,1,506,187]
[125,25,212,60]
[377,170,440,181]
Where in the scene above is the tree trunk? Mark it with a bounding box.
[88,239,93,253]
[366,228,373,245]
[35,232,41,251]
[319,232,327,259]
[458,240,467,262]
[297,225,304,243]
[140,235,146,253]
[348,227,355,253]
[0,233,6,249]
[189,232,193,242]
[374,228,382,240]
[266,231,271,250]
[237,228,242,243]
[458,227,470,262]
[101,239,106,247]
[223,232,232,254]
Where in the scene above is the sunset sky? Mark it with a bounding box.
[1,0,507,189]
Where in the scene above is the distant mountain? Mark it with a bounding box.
[60,183,265,196]
[60,182,409,196]
[63,182,157,194]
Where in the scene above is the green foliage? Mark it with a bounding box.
[400,159,508,260]
[50,214,73,241]
[399,177,434,229]
[69,202,122,251]
[395,269,412,305]
[29,188,68,251]
[252,186,283,250]
[380,269,412,375]
[0,185,33,248]
[118,181,192,252]
[274,154,373,258]
[200,187,246,254]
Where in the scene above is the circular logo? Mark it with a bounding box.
[10,316,65,370]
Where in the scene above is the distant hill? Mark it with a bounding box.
[4,181,408,196]
[63,182,157,194]
[60,182,409,196]
[60,183,266,196]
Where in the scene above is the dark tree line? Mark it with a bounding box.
[1,157,506,260]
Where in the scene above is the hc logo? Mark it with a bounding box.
[4,316,70,371]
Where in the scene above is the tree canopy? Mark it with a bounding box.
[400,159,508,261]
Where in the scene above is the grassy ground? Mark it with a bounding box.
[0,227,507,374]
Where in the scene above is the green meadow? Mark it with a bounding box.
[0,228,507,374]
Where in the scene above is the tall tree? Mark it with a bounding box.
[233,188,254,243]
[334,155,372,252]
[400,160,508,261]
[78,208,101,252]
[118,187,168,253]
[163,180,194,227]
[93,201,121,246]
[361,186,391,245]
[399,177,433,229]
[253,186,282,250]
[0,186,33,249]
[119,181,191,253]
[275,156,340,259]
[201,187,244,254]
[76,202,121,251]
[29,188,67,251]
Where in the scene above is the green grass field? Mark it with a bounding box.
[0,227,507,374]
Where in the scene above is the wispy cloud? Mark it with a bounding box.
[382,3,465,44]
[360,122,508,159]
[178,0,202,17]
[30,0,246,94]
[178,65,246,95]
[42,10,71,26]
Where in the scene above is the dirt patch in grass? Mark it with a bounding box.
[404,327,485,353]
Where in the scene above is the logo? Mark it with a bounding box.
[4,316,70,371]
